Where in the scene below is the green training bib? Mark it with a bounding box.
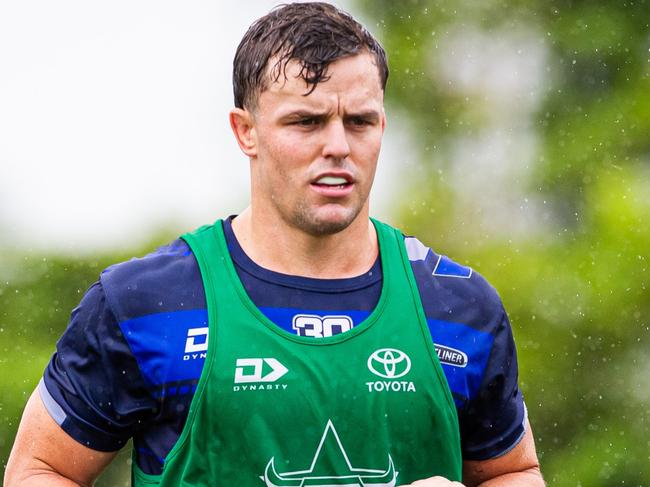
[133,219,462,486]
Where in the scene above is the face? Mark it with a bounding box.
[238,53,386,236]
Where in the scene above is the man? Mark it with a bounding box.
[6,3,543,486]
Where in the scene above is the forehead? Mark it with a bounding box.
[260,53,384,112]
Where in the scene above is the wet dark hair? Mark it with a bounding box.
[233,2,388,110]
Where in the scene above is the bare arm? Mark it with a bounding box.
[462,419,543,486]
[4,388,118,487]
[401,419,544,487]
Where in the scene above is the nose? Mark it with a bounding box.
[322,119,350,161]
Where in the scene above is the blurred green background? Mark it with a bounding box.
[1,0,649,485]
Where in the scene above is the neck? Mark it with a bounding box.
[231,207,378,279]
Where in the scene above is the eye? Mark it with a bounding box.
[295,118,319,127]
[348,117,371,127]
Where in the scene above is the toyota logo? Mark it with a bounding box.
[367,348,411,379]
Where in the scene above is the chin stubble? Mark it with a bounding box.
[291,203,360,236]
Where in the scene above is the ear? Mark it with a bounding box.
[229,108,257,158]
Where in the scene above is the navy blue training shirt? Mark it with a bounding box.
[41,218,526,474]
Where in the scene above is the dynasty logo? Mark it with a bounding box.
[233,358,289,392]
[183,327,208,361]
[260,420,397,487]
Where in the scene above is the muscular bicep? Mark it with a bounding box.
[5,389,119,487]
[461,418,543,486]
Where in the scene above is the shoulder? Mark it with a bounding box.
[400,234,526,459]
[99,238,204,322]
[402,234,505,329]
[97,238,209,393]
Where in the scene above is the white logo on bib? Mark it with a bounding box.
[234,358,288,384]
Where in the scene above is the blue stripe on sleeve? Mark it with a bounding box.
[426,319,494,405]
[118,309,208,387]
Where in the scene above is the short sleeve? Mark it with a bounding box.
[458,307,526,460]
[41,281,158,451]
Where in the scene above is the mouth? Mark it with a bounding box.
[310,174,355,197]
[312,175,353,189]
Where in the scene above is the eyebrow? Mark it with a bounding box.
[280,110,328,120]
[280,109,381,122]
[344,111,381,123]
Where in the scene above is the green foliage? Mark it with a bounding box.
[540,1,650,219]
[0,243,165,485]
[477,167,649,485]
[358,0,650,484]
